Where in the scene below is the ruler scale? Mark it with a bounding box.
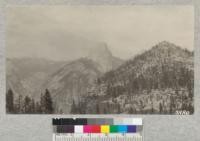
[52,118,143,141]
[53,134,143,141]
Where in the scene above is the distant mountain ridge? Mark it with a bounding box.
[43,43,123,113]
[6,58,66,99]
[6,41,194,114]
[6,44,123,113]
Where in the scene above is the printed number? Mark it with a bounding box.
[176,110,190,115]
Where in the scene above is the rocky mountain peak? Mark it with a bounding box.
[88,42,112,59]
[87,42,114,72]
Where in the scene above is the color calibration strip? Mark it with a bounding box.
[52,118,143,141]
[52,118,142,134]
[54,125,142,134]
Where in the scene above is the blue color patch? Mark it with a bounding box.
[118,125,127,133]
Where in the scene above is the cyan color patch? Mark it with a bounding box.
[118,125,127,133]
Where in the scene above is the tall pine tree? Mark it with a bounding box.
[30,98,35,113]
[16,95,23,113]
[24,96,31,113]
[6,88,14,113]
[35,101,42,113]
[70,99,77,114]
[42,89,54,114]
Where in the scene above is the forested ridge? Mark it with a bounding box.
[101,41,193,96]
[75,41,194,114]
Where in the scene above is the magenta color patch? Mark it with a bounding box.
[83,125,92,133]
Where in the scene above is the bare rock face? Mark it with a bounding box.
[87,42,122,72]
[87,42,113,72]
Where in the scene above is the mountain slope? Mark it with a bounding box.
[6,42,123,114]
[82,41,194,114]
[102,41,193,88]
[6,58,66,99]
[43,43,123,113]
[44,58,103,113]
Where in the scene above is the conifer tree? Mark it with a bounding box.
[40,93,45,113]
[35,101,42,113]
[16,95,23,113]
[43,89,54,114]
[70,99,77,114]
[24,96,31,113]
[159,102,163,114]
[6,88,14,113]
[30,98,35,113]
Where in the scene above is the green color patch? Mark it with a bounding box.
[110,125,118,133]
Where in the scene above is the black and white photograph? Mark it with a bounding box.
[6,6,194,114]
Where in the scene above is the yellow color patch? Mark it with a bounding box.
[101,125,110,133]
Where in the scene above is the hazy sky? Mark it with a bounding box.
[6,6,194,61]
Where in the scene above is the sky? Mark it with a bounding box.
[6,6,194,61]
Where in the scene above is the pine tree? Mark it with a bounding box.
[16,95,23,113]
[43,89,54,114]
[6,88,14,113]
[170,96,175,114]
[151,101,154,113]
[159,102,163,114]
[24,96,31,113]
[30,98,35,113]
[40,93,45,113]
[35,101,42,113]
[70,99,77,114]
